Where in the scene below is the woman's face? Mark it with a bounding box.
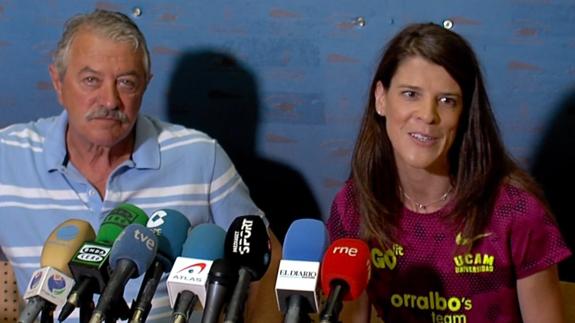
[375,55,463,175]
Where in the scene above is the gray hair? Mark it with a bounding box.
[52,9,151,79]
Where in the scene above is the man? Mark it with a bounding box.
[0,9,280,322]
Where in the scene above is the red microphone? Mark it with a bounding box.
[319,238,370,323]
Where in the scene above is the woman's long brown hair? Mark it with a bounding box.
[352,23,546,248]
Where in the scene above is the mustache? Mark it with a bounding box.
[85,107,129,124]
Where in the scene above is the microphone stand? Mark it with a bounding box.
[319,281,347,323]
[171,291,198,323]
[284,295,312,323]
[224,267,251,323]
[131,260,166,323]
[79,292,95,323]
[89,294,130,323]
[40,302,55,323]
[106,295,131,323]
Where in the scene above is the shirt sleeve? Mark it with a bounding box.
[510,190,572,279]
[0,247,6,261]
[208,141,265,232]
[327,181,361,242]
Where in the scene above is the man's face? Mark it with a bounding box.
[49,29,149,148]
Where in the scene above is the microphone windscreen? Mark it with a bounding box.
[109,224,158,276]
[96,204,149,244]
[41,219,96,275]
[224,215,271,280]
[283,219,328,262]
[147,209,191,269]
[181,223,226,260]
[320,238,370,301]
[208,258,238,285]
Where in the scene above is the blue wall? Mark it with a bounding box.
[1,0,574,277]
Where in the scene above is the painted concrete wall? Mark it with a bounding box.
[1,0,574,279]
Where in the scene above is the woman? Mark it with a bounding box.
[328,23,571,322]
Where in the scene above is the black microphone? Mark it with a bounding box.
[88,224,158,323]
[129,209,191,323]
[223,215,271,323]
[201,258,238,323]
[60,204,148,322]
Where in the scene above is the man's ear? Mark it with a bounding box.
[374,81,386,117]
[143,73,154,91]
[48,64,65,106]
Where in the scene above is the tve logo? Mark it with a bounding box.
[134,228,156,251]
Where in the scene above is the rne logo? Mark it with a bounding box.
[332,246,358,256]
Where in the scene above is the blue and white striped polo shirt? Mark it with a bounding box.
[0,111,264,322]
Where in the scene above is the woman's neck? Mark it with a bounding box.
[398,169,453,213]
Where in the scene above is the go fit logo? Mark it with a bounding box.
[371,244,404,270]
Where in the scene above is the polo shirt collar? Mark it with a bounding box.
[44,111,160,172]
[132,115,160,169]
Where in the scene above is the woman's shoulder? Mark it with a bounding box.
[493,181,551,223]
[328,180,361,240]
[332,180,358,214]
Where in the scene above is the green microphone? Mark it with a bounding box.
[97,203,149,244]
[59,204,149,322]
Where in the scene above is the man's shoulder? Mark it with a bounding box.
[0,115,60,141]
[142,115,216,145]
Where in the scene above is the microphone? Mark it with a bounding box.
[319,238,370,323]
[223,215,271,323]
[167,223,227,323]
[275,219,329,323]
[130,208,191,323]
[201,258,238,323]
[59,204,149,322]
[18,219,96,323]
[89,223,158,323]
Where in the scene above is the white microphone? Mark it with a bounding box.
[275,219,328,323]
[18,219,95,323]
[167,224,226,323]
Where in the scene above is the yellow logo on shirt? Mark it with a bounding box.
[390,291,472,322]
[371,244,404,270]
[455,232,492,246]
[454,232,495,274]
